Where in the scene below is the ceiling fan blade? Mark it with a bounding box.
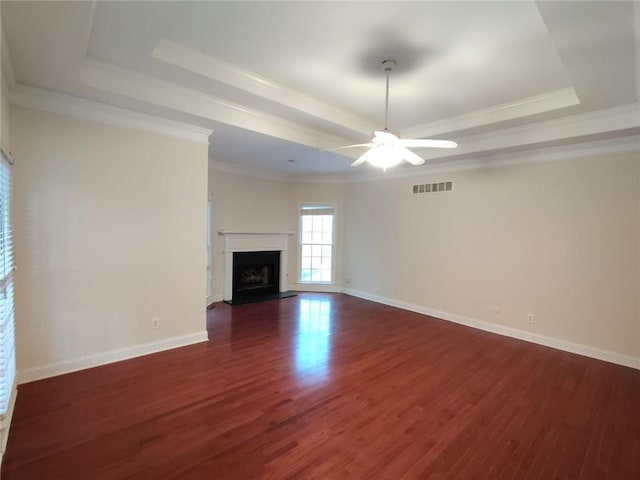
[351,149,374,167]
[400,147,426,166]
[324,143,374,152]
[398,139,458,149]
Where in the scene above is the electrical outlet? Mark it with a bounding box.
[151,317,160,330]
[527,313,535,324]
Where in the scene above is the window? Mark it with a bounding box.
[0,148,14,424]
[299,204,334,283]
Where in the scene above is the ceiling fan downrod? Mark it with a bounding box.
[382,60,396,132]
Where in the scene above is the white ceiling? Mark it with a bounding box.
[1,1,639,176]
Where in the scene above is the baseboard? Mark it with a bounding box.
[0,377,18,465]
[343,288,640,370]
[17,331,209,384]
[288,284,344,293]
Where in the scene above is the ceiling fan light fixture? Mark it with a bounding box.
[365,145,405,170]
[342,59,458,170]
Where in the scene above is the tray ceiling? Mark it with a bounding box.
[1,1,638,176]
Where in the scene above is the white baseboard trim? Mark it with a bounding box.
[343,288,640,370]
[288,284,344,293]
[0,377,18,464]
[17,331,209,384]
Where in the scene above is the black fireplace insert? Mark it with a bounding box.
[232,250,280,300]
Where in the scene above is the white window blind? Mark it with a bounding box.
[299,204,335,283]
[0,148,15,419]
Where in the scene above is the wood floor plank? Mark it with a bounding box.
[2,293,638,479]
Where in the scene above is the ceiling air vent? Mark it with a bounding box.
[412,181,453,194]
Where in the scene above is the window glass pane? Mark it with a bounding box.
[321,257,332,270]
[0,153,14,416]
[299,206,334,283]
[311,257,321,270]
[322,216,333,234]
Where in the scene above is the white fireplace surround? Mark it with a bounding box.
[218,231,293,301]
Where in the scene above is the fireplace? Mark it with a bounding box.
[218,231,295,304]
[233,250,280,300]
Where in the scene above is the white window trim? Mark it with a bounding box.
[0,147,16,460]
[297,202,337,285]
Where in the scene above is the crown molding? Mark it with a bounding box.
[210,131,639,186]
[152,38,376,136]
[208,159,291,182]
[9,84,213,144]
[403,87,581,138]
[151,38,583,144]
[289,174,346,184]
[208,159,346,185]
[211,131,639,185]
[77,56,638,174]
[406,102,640,164]
[80,57,356,154]
[478,102,640,141]
[347,134,640,183]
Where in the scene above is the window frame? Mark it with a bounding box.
[297,203,336,285]
[0,147,15,426]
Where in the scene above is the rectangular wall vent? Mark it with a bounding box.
[412,181,453,194]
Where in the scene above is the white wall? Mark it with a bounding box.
[8,99,636,377]
[207,169,347,300]
[344,152,640,361]
[12,106,209,376]
[208,168,291,300]
[1,73,9,154]
[288,180,345,292]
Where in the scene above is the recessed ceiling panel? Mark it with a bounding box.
[162,1,571,127]
[2,1,637,176]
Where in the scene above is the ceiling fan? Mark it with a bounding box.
[337,60,458,170]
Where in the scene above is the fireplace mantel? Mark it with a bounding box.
[218,231,293,300]
[218,231,293,251]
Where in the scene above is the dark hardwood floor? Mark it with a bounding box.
[2,293,639,479]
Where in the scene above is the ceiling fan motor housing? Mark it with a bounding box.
[382,60,396,72]
[374,129,401,138]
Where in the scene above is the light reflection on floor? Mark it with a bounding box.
[295,297,331,383]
